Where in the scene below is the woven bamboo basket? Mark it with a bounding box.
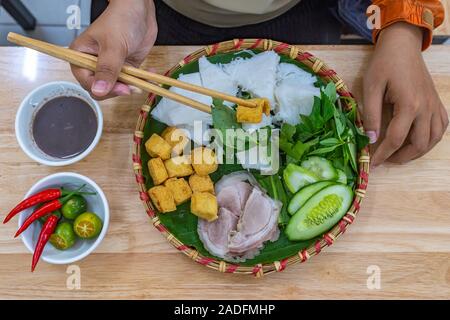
[133,39,370,277]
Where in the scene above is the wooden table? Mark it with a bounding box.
[1,45,449,300]
[436,0,450,37]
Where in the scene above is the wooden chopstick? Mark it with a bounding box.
[7,32,212,114]
[7,32,259,112]
[70,47,259,109]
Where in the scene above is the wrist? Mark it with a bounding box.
[378,22,423,52]
[107,0,156,26]
[108,0,153,10]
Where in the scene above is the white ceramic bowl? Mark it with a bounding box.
[18,172,109,265]
[15,81,103,166]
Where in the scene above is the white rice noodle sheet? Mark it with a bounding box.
[276,62,317,84]
[198,57,239,107]
[241,114,272,133]
[274,63,320,126]
[150,73,213,127]
[224,51,280,109]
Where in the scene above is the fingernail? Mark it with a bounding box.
[92,80,108,95]
[366,131,378,144]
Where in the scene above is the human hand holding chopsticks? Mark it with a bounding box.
[70,0,157,100]
[7,32,259,114]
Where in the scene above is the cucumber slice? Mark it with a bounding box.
[287,181,334,215]
[283,164,319,193]
[286,184,353,241]
[301,157,338,181]
[336,169,347,184]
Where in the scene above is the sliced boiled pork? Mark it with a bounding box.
[197,172,281,262]
[198,207,238,258]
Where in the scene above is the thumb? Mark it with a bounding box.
[362,83,385,144]
[91,43,127,97]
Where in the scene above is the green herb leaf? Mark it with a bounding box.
[280,139,305,160]
[321,93,336,122]
[309,96,324,127]
[307,144,342,156]
[324,82,337,103]
[211,99,241,149]
[280,136,319,161]
[291,141,311,160]
[254,173,290,227]
[342,97,358,122]
[346,119,370,150]
[319,138,340,146]
[285,155,298,165]
[212,98,240,129]
[345,129,358,173]
[333,109,345,138]
[280,123,297,141]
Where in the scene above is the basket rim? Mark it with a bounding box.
[132,38,370,277]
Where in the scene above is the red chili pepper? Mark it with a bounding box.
[14,186,84,238]
[31,214,59,272]
[4,185,94,224]
[3,189,61,224]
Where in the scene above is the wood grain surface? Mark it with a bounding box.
[0,45,449,299]
[436,0,450,36]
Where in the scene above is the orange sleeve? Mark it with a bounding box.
[371,0,445,50]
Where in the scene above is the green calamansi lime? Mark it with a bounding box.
[61,195,87,220]
[73,212,103,239]
[49,222,77,250]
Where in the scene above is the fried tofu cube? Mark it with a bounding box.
[237,105,262,123]
[253,98,271,116]
[190,192,218,221]
[164,178,192,205]
[145,133,172,160]
[148,186,176,213]
[148,158,168,185]
[164,156,194,178]
[189,174,215,194]
[236,98,270,124]
[161,127,178,143]
[191,147,218,176]
[161,127,190,156]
